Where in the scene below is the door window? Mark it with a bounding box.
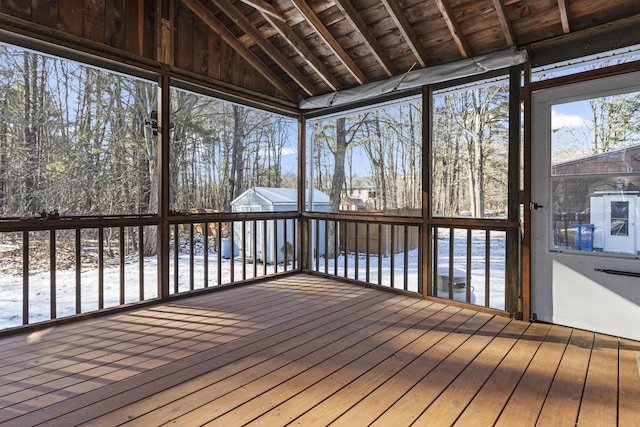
[550,91,640,255]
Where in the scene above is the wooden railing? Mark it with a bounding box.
[0,213,299,331]
[168,212,299,294]
[0,215,160,329]
[0,211,520,332]
[304,213,423,295]
[427,218,520,314]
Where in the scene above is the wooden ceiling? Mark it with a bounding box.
[180,0,640,103]
[0,1,639,106]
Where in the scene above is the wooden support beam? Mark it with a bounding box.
[434,0,472,58]
[238,0,341,91]
[237,0,286,22]
[266,16,341,91]
[492,0,516,46]
[557,0,571,33]
[180,0,298,101]
[289,0,368,85]
[381,0,429,67]
[333,0,395,77]
[207,0,319,96]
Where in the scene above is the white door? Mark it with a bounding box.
[531,71,640,341]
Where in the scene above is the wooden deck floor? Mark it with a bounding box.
[0,274,639,426]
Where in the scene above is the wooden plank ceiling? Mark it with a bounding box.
[179,0,640,103]
[0,0,637,104]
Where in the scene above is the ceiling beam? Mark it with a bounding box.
[266,17,342,91]
[205,0,319,96]
[333,0,395,77]
[289,0,368,85]
[180,0,298,101]
[237,0,286,23]
[434,0,472,58]
[492,0,515,46]
[380,0,429,67]
[557,0,571,33]
[237,0,341,91]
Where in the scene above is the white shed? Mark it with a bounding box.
[230,187,330,263]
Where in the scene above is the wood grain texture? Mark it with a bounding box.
[0,275,637,426]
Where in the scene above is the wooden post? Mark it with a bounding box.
[298,115,308,271]
[506,65,523,318]
[157,74,171,300]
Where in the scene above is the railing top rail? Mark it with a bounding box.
[429,217,520,230]
[0,215,159,232]
[169,211,299,223]
[303,212,423,225]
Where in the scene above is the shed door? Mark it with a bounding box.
[531,71,640,341]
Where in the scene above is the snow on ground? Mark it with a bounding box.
[0,229,506,330]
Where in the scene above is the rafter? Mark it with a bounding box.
[434,0,472,58]
[492,0,515,46]
[380,0,429,67]
[289,0,368,85]
[266,17,341,91]
[237,0,340,91]
[180,0,298,101]
[204,0,319,96]
[557,0,571,33]
[237,0,286,23]
[333,0,395,77]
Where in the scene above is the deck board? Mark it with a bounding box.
[0,274,638,426]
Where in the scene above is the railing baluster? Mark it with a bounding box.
[354,221,359,282]
[173,223,179,293]
[466,228,472,304]
[292,219,297,270]
[120,226,125,304]
[283,219,287,272]
[22,231,29,325]
[273,219,278,274]
[189,224,195,291]
[50,229,56,319]
[448,227,455,300]
[242,220,247,279]
[324,219,328,275]
[377,223,382,286]
[263,219,268,276]
[312,219,320,271]
[98,227,104,309]
[229,221,235,283]
[139,225,144,300]
[252,219,257,278]
[217,221,223,286]
[433,226,439,298]
[333,220,338,277]
[343,221,348,279]
[365,223,370,284]
[485,229,491,307]
[75,228,81,314]
[403,225,409,291]
[203,223,209,288]
[390,224,395,289]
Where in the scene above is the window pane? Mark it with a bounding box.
[551,175,640,255]
[0,43,158,217]
[550,88,640,255]
[551,94,640,175]
[432,78,510,218]
[169,88,298,213]
[307,98,422,215]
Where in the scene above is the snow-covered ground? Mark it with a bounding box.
[0,229,506,330]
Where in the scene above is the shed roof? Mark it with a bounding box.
[231,187,330,206]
